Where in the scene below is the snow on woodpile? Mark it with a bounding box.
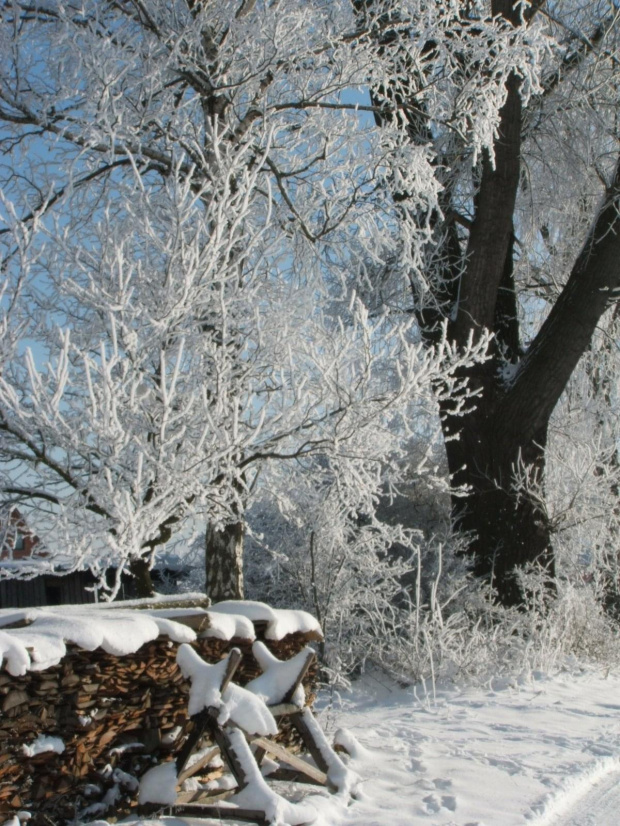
[0,607,195,675]
[177,644,278,735]
[0,599,321,825]
[208,600,323,641]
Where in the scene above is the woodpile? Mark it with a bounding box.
[0,625,318,825]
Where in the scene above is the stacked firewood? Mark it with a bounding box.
[0,628,318,825]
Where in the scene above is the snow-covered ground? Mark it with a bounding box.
[110,666,620,826]
[317,667,620,826]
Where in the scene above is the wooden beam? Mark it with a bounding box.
[289,710,330,775]
[175,648,242,775]
[177,745,219,784]
[250,736,327,786]
[282,650,315,703]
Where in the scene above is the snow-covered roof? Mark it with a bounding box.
[0,598,323,675]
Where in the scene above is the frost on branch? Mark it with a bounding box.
[0,0,496,601]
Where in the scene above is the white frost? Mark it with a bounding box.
[22,735,65,757]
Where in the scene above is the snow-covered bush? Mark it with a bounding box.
[246,467,620,687]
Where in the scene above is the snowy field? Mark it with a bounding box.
[114,666,620,826]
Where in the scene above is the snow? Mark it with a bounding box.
[90,665,620,826]
[176,643,278,735]
[138,761,178,806]
[224,727,317,826]
[92,594,208,610]
[176,644,231,715]
[0,600,323,674]
[295,707,359,797]
[245,642,313,706]
[209,601,322,641]
[309,667,620,826]
[263,609,323,641]
[22,734,65,758]
[201,611,255,642]
[0,629,31,676]
[0,606,196,673]
[221,683,278,736]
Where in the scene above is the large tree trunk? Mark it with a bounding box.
[205,521,245,602]
[444,399,554,605]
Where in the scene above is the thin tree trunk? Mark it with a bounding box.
[129,557,155,599]
[205,521,245,602]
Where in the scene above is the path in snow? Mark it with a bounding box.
[531,764,620,826]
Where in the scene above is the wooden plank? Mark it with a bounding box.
[289,710,330,775]
[208,721,253,792]
[282,650,315,703]
[250,737,327,786]
[170,804,270,824]
[220,648,243,694]
[102,596,211,611]
[268,702,304,717]
[177,746,219,784]
[138,801,267,823]
[176,787,236,804]
[175,649,242,775]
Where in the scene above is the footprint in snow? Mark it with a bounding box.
[586,743,615,756]
[486,756,521,775]
[442,794,457,811]
[423,793,442,813]
[422,792,458,814]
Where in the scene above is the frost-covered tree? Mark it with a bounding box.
[351,0,620,604]
[3,0,615,608]
[544,305,620,614]
[0,0,491,598]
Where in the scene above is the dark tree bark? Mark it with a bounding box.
[205,520,245,602]
[442,99,620,604]
[129,557,155,599]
